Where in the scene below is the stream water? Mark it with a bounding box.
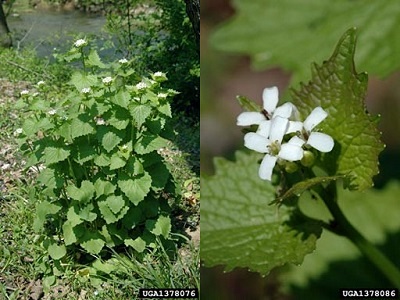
[8,8,107,57]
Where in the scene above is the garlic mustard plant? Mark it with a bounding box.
[16,38,180,274]
[203,29,400,289]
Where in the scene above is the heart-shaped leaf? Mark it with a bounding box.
[201,151,322,275]
[291,29,384,190]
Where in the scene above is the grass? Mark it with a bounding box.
[0,46,199,299]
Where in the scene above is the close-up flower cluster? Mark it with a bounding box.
[237,86,334,180]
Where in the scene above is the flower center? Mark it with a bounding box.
[268,141,281,156]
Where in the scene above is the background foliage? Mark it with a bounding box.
[211,0,400,87]
[105,0,200,122]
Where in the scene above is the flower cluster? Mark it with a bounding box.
[102,77,112,85]
[74,39,87,48]
[237,86,334,181]
[81,87,91,94]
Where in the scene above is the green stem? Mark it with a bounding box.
[67,157,77,183]
[322,184,400,288]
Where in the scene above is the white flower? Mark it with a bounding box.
[119,58,128,64]
[136,82,147,90]
[14,128,23,136]
[48,109,57,115]
[74,39,87,47]
[37,80,45,86]
[237,86,301,137]
[20,90,29,95]
[102,77,112,84]
[157,93,168,98]
[81,87,91,94]
[244,117,304,180]
[153,71,164,77]
[300,107,334,152]
[96,117,105,125]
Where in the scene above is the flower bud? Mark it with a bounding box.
[284,161,298,173]
[301,150,315,167]
[271,173,280,185]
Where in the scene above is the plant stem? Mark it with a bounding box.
[322,184,400,288]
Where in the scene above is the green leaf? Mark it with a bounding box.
[48,243,67,260]
[129,103,152,127]
[22,118,38,137]
[64,51,81,62]
[107,108,130,130]
[62,221,77,245]
[142,90,158,104]
[291,29,385,190]
[87,49,106,68]
[71,116,95,139]
[140,197,159,219]
[37,168,64,190]
[98,198,129,224]
[158,103,171,117]
[79,203,97,222]
[211,0,400,83]
[33,201,62,232]
[111,90,130,108]
[109,153,126,170]
[94,153,111,167]
[66,181,95,202]
[145,161,170,190]
[92,259,117,274]
[70,71,97,91]
[134,133,169,154]
[147,118,166,135]
[101,131,122,153]
[118,172,152,205]
[98,201,119,224]
[57,121,72,141]
[31,99,50,111]
[125,157,144,176]
[106,195,125,214]
[122,207,143,228]
[66,206,83,226]
[145,215,171,238]
[36,118,54,132]
[81,234,105,255]
[43,146,70,165]
[74,143,97,164]
[94,178,116,198]
[201,151,322,275]
[124,237,146,253]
